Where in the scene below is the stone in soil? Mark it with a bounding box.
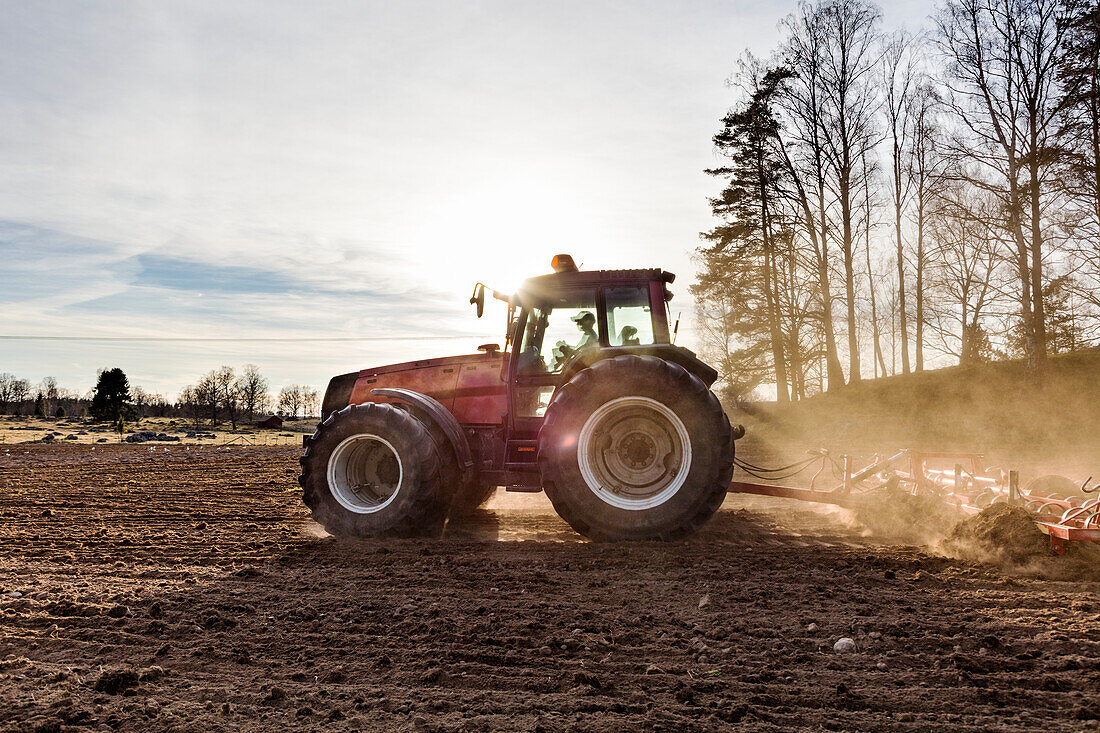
[833,638,857,653]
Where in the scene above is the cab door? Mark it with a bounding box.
[505,288,602,470]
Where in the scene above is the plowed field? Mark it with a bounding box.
[1,444,1098,731]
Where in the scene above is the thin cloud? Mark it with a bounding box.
[0,1,932,396]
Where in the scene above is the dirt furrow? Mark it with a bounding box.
[1,445,1098,731]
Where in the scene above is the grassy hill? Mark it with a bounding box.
[733,348,1100,475]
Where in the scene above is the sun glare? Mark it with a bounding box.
[414,177,604,295]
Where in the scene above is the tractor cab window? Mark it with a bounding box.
[605,285,654,347]
[517,290,599,375]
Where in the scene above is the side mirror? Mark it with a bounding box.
[469,284,485,318]
[478,343,500,355]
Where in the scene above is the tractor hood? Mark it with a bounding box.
[356,351,500,378]
[321,349,508,425]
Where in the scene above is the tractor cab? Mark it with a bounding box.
[466,254,715,490]
[496,257,672,484]
[508,255,674,419]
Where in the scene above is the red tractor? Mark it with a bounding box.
[299,255,740,541]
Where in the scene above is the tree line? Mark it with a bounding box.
[695,0,1100,402]
[0,374,86,418]
[0,369,180,420]
[0,366,320,425]
[177,366,319,428]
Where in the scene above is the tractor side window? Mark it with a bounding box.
[605,286,654,347]
[517,291,598,374]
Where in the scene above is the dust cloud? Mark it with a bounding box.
[851,489,958,546]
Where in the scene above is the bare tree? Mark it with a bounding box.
[775,233,821,398]
[779,0,883,386]
[695,0,1099,382]
[210,366,241,429]
[859,147,889,377]
[235,364,270,423]
[908,81,949,371]
[816,0,883,384]
[144,392,170,418]
[277,385,319,418]
[883,30,919,374]
[9,378,30,415]
[302,387,320,418]
[178,385,201,429]
[936,0,1078,372]
[881,272,902,373]
[130,386,150,419]
[194,372,220,426]
[278,385,304,418]
[0,373,15,415]
[778,4,847,391]
[39,376,59,416]
[926,186,1008,363]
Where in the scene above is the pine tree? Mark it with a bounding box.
[90,368,132,422]
[699,63,803,401]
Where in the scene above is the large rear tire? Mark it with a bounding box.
[299,403,446,537]
[538,355,733,541]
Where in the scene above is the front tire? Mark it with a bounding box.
[398,403,496,516]
[538,355,733,541]
[299,402,446,537]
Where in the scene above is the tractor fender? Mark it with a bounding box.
[560,345,719,387]
[370,388,475,478]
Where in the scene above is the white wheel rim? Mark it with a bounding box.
[577,396,691,511]
[327,434,403,514]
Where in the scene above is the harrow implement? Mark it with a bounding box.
[729,450,1100,554]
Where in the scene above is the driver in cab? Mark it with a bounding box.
[552,310,598,369]
[570,311,598,351]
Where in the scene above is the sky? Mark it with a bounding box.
[0,0,931,399]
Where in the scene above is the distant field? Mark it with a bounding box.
[0,416,317,447]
